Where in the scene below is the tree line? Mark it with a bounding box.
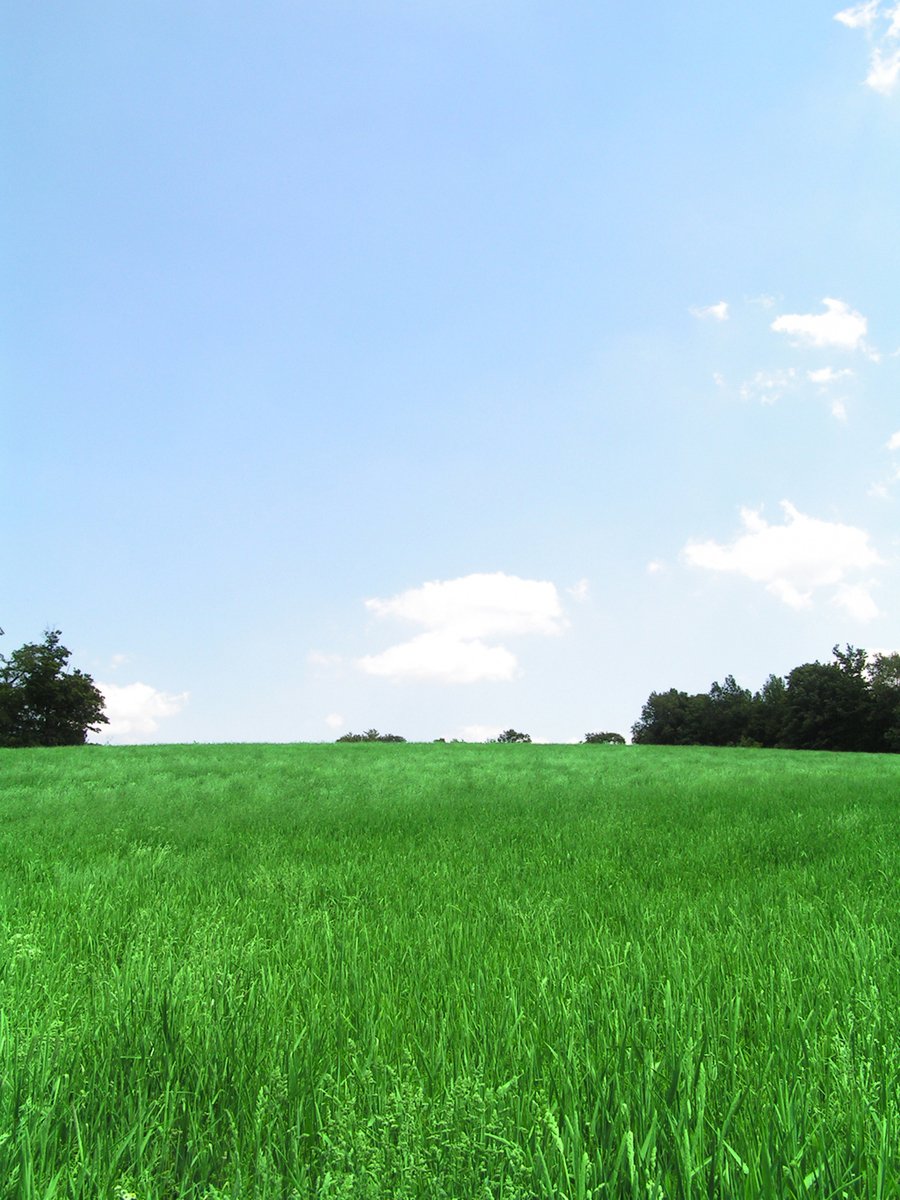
[3,630,899,753]
[631,645,900,752]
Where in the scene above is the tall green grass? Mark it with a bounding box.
[0,743,897,1198]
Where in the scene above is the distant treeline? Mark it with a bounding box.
[632,645,900,753]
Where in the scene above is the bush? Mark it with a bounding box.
[583,731,626,744]
[336,729,407,743]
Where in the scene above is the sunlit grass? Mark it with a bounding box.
[0,743,897,1198]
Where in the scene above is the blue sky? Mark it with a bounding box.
[4,1,900,743]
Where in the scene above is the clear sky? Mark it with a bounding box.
[4,1,900,744]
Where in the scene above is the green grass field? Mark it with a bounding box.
[0,743,897,1199]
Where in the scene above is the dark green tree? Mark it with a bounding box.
[705,675,753,746]
[781,660,873,751]
[494,729,531,743]
[335,729,406,743]
[748,674,789,747]
[866,652,900,751]
[0,630,108,747]
[631,689,710,745]
[583,731,626,744]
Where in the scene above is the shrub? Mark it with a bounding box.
[336,729,407,743]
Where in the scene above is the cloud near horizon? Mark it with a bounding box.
[683,502,882,619]
[358,572,566,683]
[98,681,189,738]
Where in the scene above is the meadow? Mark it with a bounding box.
[0,743,897,1200]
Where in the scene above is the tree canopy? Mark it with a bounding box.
[0,630,108,747]
[335,729,407,743]
[632,646,900,753]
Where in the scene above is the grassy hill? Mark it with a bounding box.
[0,743,897,1198]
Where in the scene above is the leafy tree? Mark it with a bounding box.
[832,643,868,679]
[632,645,898,754]
[494,729,531,743]
[335,729,406,743]
[0,630,107,747]
[781,661,873,752]
[866,652,900,751]
[631,689,711,745]
[583,731,626,744]
[748,674,788,747]
[705,675,753,746]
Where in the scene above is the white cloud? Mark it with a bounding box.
[364,572,565,639]
[836,2,900,92]
[683,502,882,618]
[807,366,854,384]
[739,368,798,405]
[835,1,881,29]
[887,430,900,449]
[325,713,345,730]
[866,45,900,90]
[831,398,849,421]
[833,583,880,621]
[98,681,189,738]
[458,723,504,742]
[359,632,519,684]
[771,298,868,351]
[690,300,729,321]
[358,571,566,683]
[566,578,590,602]
[646,560,665,575]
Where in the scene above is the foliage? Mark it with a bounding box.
[583,731,626,744]
[0,629,107,747]
[492,728,532,743]
[631,689,711,746]
[633,644,900,753]
[0,742,897,1196]
[867,651,900,751]
[335,728,406,743]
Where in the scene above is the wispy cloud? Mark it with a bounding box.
[566,578,590,602]
[690,300,729,321]
[683,502,882,618]
[836,1,882,30]
[457,723,504,742]
[833,583,880,621]
[739,368,798,405]
[835,2,900,94]
[807,366,854,385]
[888,430,900,450]
[358,572,566,683]
[771,298,870,352]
